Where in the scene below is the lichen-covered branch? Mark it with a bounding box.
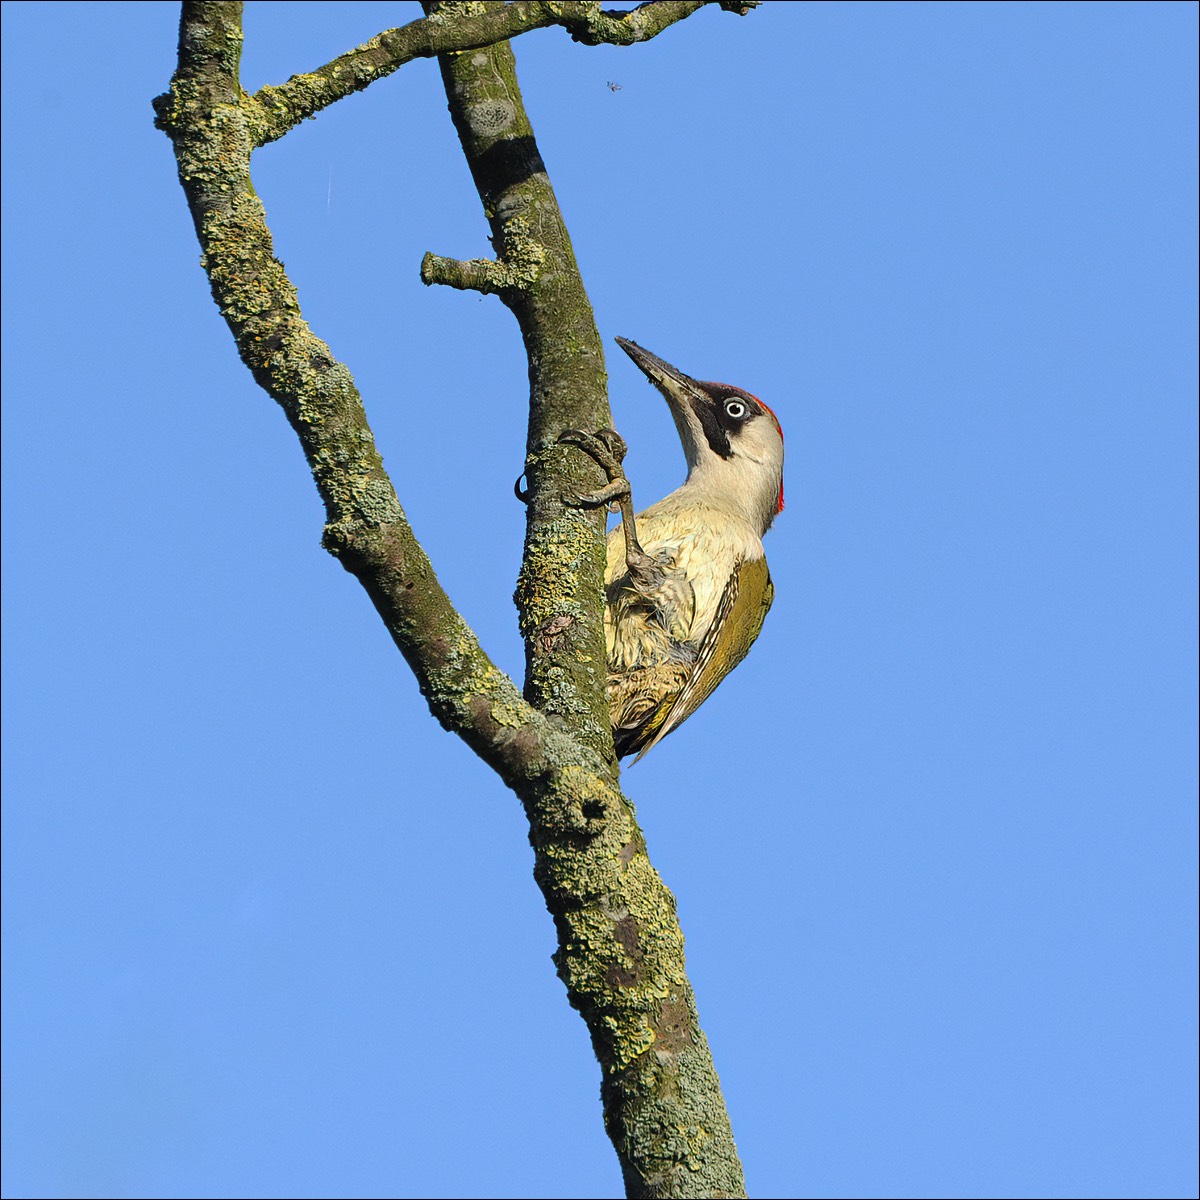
[156,2,751,1196]
[424,23,616,764]
[248,0,745,148]
[423,4,747,1195]
[420,213,547,294]
[152,0,552,786]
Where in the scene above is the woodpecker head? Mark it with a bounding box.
[615,337,784,534]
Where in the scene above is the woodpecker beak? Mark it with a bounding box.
[615,337,729,467]
[615,337,707,407]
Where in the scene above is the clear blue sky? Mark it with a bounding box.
[2,3,1196,1197]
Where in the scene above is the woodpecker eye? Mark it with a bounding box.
[724,399,747,420]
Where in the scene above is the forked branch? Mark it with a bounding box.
[248,0,756,147]
[155,2,754,1195]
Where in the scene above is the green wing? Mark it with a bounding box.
[629,556,774,763]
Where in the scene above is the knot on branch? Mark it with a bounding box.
[545,0,759,46]
[244,87,295,148]
[321,515,373,572]
[320,475,405,564]
[151,89,178,133]
[547,0,648,46]
[420,214,546,295]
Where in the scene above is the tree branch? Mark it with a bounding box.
[422,3,746,1194]
[246,0,751,147]
[156,2,752,1195]
[428,36,618,767]
[152,1,555,787]
[420,213,547,294]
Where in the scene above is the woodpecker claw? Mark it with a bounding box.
[559,428,630,510]
[565,478,630,510]
[558,428,628,472]
[596,429,629,463]
[559,426,659,591]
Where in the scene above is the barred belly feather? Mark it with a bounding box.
[604,499,772,760]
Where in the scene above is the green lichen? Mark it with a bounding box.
[476,668,530,729]
[354,477,404,527]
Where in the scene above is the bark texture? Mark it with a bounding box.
[422,9,615,764]
[155,3,756,1195]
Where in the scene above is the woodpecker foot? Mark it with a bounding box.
[623,547,667,592]
[558,427,665,592]
[558,429,630,510]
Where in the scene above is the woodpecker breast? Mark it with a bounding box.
[605,501,764,672]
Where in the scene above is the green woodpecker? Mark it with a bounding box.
[562,337,784,762]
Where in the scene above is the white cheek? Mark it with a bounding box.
[734,425,783,466]
[733,436,774,466]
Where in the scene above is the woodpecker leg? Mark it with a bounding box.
[559,429,664,591]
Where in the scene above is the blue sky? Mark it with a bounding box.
[2,2,1196,1197]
